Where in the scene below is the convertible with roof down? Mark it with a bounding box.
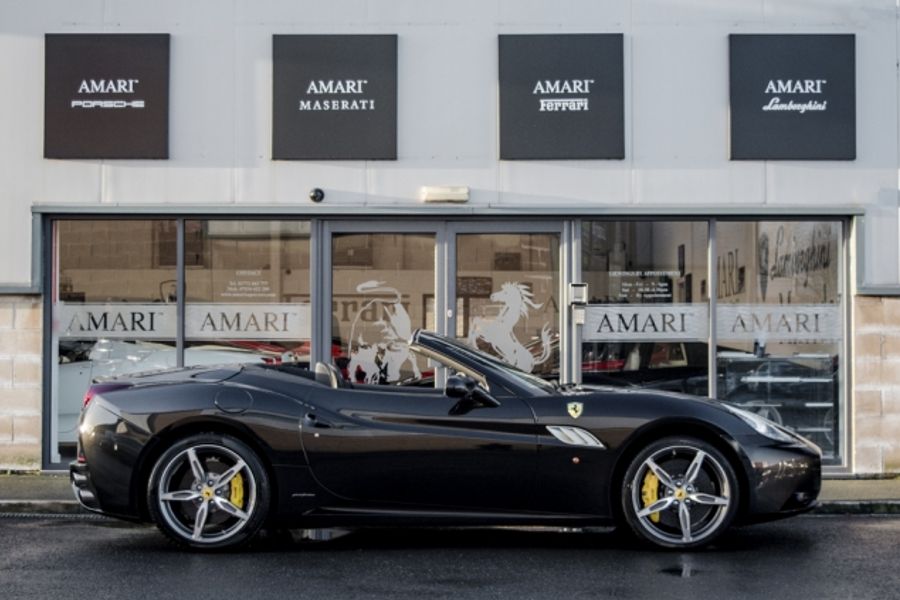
[70,330,821,550]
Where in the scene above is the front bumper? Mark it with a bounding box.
[742,439,822,522]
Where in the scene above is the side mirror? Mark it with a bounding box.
[445,374,475,399]
[446,375,501,413]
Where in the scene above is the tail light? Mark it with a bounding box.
[82,388,97,410]
[82,382,133,410]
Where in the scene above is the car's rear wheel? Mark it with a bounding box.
[621,436,738,549]
[147,433,270,550]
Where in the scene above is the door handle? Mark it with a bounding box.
[304,412,334,429]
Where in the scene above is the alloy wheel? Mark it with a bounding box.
[154,442,259,546]
[626,440,736,548]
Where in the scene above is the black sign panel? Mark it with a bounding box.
[272,35,397,160]
[499,34,624,160]
[729,34,855,160]
[44,34,169,159]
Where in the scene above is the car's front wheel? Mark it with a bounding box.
[621,436,739,549]
[147,433,270,550]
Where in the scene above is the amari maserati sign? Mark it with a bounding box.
[499,34,624,160]
[44,34,170,159]
[272,35,397,160]
[729,34,856,160]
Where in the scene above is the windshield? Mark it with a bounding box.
[424,334,558,395]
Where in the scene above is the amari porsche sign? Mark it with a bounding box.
[272,35,398,160]
[729,34,856,160]
[499,34,624,160]
[44,34,170,159]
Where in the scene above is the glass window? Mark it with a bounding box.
[53,220,177,463]
[716,221,842,463]
[456,233,560,377]
[184,220,311,367]
[581,221,709,394]
[331,233,434,385]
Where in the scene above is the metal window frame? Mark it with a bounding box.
[575,215,851,473]
[320,220,446,378]
[446,220,568,381]
[38,211,853,474]
[39,214,317,469]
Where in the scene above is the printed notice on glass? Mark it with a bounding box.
[583,304,709,342]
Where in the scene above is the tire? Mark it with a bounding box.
[621,436,739,550]
[147,433,270,550]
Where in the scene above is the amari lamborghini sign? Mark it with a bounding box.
[729,34,856,160]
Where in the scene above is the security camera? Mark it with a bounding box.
[309,188,325,203]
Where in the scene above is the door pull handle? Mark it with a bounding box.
[304,413,334,429]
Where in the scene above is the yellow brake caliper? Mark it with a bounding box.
[230,472,244,509]
[641,471,661,523]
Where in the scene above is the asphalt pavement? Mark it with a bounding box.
[0,514,898,600]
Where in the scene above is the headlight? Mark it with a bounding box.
[722,404,797,444]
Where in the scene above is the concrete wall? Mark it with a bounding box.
[0,0,897,285]
[0,297,42,470]
[853,296,900,474]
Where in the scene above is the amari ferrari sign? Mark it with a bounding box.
[729,34,856,160]
[272,35,397,160]
[44,34,170,159]
[499,34,624,160]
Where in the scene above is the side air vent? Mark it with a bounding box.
[546,425,606,448]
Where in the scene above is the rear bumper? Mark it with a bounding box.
[70,460,143,521]
[69,461,102,513]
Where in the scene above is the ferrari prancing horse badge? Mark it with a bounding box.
[567,402,583,419]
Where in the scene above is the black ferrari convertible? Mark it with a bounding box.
[70,330,821,550]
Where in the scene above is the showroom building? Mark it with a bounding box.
[0,0,898,475]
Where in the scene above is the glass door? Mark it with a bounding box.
[321,220,567,386]
[449,223,565,381]
[323,222,440,386]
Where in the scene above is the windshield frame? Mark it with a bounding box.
[413,333,558,395]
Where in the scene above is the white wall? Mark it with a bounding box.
[0,0,896,284]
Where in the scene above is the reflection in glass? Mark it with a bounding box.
[184,220,311,366]
[332,233,434,385]
[55,220,178,463]
[716,221,842,462]
[581,221,709,393]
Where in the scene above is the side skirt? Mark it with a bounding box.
[276,506,615,529]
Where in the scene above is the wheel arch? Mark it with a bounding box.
[131,417,280,522]
[607,418,752,526]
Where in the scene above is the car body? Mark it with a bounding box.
[71,330,821,550]
[58,340,269,445]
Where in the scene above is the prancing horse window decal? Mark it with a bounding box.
[467,281,552,373]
